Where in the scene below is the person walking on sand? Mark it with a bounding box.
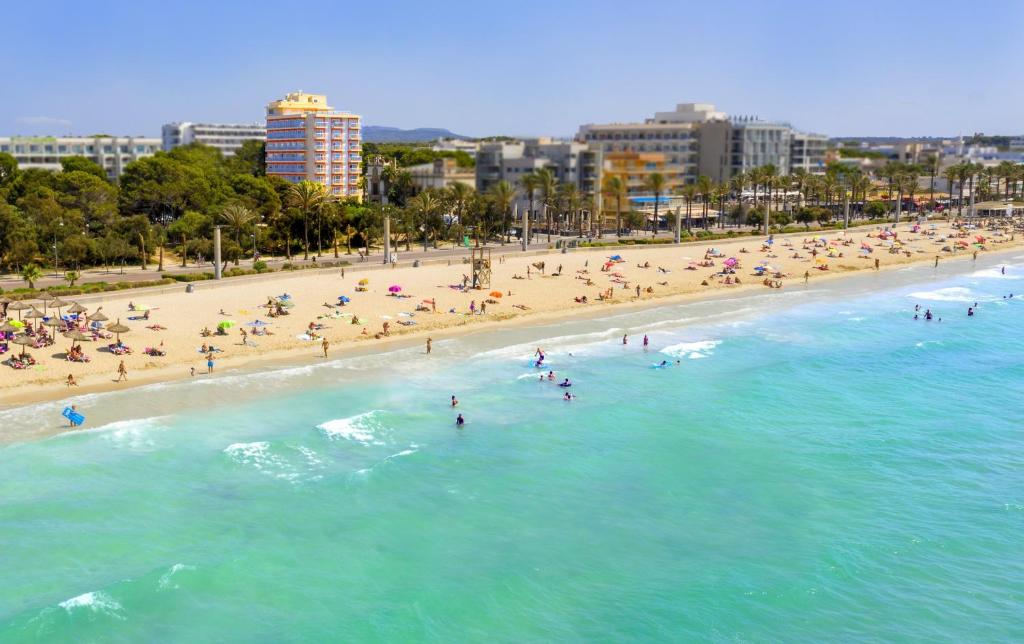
[322,337,330,358]
[207,353,215,373]
[874,258,880,270]
[935,255,939,268]
[116,360,128,382]
[804,271,810,284]
[426,337,433,354]
[635,285,641,298]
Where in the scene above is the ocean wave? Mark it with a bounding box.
[660,340,721,360]
[58,591,125,620]
[222,441,324,483]
[158,563,196,590]
[907,287,978,303]
[471,328,623,361]
[971,267,1019,279]
[317,410,386,445]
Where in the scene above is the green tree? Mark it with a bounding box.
[21,264,42,289]
[644,172,666,236]
[534,168,557,242]
[286,181,327,260]
[602,175,627,238]
[488,181,515,244]
[59,156,107,180]
[220,203,255,265]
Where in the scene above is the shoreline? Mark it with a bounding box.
[1,222,1018,411]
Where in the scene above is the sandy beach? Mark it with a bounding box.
[0,220,1017,406]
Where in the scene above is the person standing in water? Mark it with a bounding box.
[456,413,465,427]
[426,337,433,354]
[451,395,458,407]
[643,334,649,351]
[622,334,628,345]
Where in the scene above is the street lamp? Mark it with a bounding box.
[52,219,64,277]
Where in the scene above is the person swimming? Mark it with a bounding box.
[563,392,574,401]
[547,371,555,381]
[659,360,669,367]
[925,309,933,320]
[968,307,974,317]
[559,378,572,387]
[451,395,459,407]
[456,413,465,427]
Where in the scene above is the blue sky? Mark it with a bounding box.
[3,0,1022,139]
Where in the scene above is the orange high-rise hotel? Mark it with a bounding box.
[265,92,362,199]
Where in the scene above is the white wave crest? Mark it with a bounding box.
[907,287,977,302]
[661,340,721,360]
[58,591,125,619]
[317,410,386,445]
[158,563,196,590]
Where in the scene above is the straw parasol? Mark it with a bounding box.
[7,300,31,320]
[64,329,91,348]
[23,307,45,320]
[10,334,34,357]
[87,308,109,322]
[50,297,69,313]
[106,319,130,343]
[0,321,19,334]
[67,302,87,314]
[43,317,64,329]
[0,296,11,305]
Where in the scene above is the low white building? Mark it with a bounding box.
[0,135,160,179]
[162,122,266,157]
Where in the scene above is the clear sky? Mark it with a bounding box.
[3,0,1022,139]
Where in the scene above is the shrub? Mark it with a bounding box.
[253,260,269,273]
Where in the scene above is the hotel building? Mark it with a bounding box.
[0,135,160,180]
[162,122,266,157]
[264,92,362,198]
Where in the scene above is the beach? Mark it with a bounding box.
[2,243,1023,640]
[0,220,1018,408]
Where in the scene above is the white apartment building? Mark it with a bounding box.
[0,135,160,180]
[162,122,266,156]
[577,103,726,183]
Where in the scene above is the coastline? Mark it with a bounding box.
[1,221,1018,413]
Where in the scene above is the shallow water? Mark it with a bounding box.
[2,256,1023,641]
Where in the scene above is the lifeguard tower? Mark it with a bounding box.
[471,247,492,289]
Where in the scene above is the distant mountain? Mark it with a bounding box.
[362,125,469,143]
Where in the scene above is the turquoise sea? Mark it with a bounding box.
[2,254,1024,642]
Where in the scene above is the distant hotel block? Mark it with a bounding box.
[162,122,265,156]
[264,92,362,199]
[0,135,159,180]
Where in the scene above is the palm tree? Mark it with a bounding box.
[489,180,515,244]
[760,164,778,234]
[534,167,557,242]
[680,184,698,232]
[21,264,42,289]
[728,173,747,227]
[602,175,627,238]
[924,155,940,208]
[519,171,539,246]
[410,190,440,250]
[943,165,960,215]
[644,172,666,237]
[286,181,327,260]
[695,175,713,229]
[220,203,255,265]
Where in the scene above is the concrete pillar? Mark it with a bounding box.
[383,215,391,263]
[213,226,222,280]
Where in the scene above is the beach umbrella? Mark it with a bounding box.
[43,317,64,329]
[723,258,737,268]
[388,285,402,293]
[87,309,109,322]
[10,334,34,357]
[0,296,11,305]
[338,295,351,303]
[50,297,69,315]
[358,278,369,285]
[7,300,30,320]
[218,320,236,330]
[23,307,45,320]
[67,302,87,314]
[489,291,503,298]
[63,329,90,348]
[107,319,130,343]
[8,320,25,329]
